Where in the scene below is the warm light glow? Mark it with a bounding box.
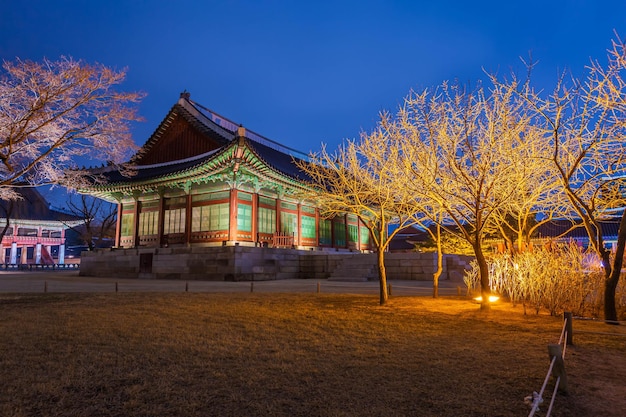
[474,295,500,303]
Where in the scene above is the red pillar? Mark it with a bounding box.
[185,193,192,247]
[115,202,122,248]
[275,196,282,234]
[228,189,238,243]
[252,193,258,245]
[157,193,165,247]
[132,199,141,248]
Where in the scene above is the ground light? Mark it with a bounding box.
[474,295,500,303]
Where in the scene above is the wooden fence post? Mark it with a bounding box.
[563,312,573,346]
[548,344,568,394]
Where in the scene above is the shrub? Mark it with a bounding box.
[464,243,624,317]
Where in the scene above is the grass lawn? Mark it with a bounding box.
[0,292,625,417]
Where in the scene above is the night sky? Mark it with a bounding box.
[2,0,626,155]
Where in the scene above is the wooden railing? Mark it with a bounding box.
[2,236,64,245]
[272,232,294,248]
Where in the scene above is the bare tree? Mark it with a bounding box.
[64,194,116,250]
[399,82,537,310]
[489,121,570,254]
[497,37,626,321]
[297,116,418,305]
[378,114,449,298]
[0,57,143,199]
[0,198,15,244]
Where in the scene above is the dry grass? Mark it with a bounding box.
[0,292,624,417]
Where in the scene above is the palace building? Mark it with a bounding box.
[82,93,371,253]
[1,187,83,266]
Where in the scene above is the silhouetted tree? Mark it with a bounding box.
[64,194,116,250]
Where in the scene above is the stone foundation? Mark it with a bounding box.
[80,247,472,282]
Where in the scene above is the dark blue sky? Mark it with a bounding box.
[2,0,626,155]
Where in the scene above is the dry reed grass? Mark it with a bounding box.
[0,293,624,417]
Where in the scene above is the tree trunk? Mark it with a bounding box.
[377,248,388,305]
[605,209,626,323]
[474,240,491,311]
[0,217,9,245]
[0,201,14,247]
[433,223,443,298]
[517,230,525,253]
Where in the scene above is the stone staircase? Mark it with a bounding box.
[327,254,377,282]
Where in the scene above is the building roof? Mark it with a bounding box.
[0,187,83,223]
[534,218,622,241]
[85,93,312,198]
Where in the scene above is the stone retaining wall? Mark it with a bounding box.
[80,247,472,282]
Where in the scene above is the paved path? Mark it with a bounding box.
[0,270,467,296]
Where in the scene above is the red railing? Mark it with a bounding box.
[272,232,294,248]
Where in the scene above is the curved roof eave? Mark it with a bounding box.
[84,140,312,197]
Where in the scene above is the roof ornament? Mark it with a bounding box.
[180,91,190,100]
[237,124,246,138]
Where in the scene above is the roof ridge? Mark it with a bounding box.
[132,147,222,170]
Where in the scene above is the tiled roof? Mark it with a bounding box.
[91,93,311,187]
[535,218,622,240]
[0,188,82,222]
[246,139,310,181]
[97,148,224,184]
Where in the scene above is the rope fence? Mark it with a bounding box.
[3,263,80,271]
[10,278,468,296]
[527,312,572,417]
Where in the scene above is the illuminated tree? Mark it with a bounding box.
[378,115,449,298]
[297,116,418,305]
[0,57,143,199]
[489,122,569,254]
[399,82,536,310]
[497,37,626,322]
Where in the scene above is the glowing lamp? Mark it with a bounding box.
[473,295,500,303]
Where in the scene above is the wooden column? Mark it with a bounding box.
[132,199,141,248]
[252,193,259,245]
[275,196,282,234]
[114,202,122,248]
[157,191,166,247]
[229,189,238,242]
[185,193,192,247]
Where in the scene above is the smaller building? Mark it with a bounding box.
[0,188,83,265]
